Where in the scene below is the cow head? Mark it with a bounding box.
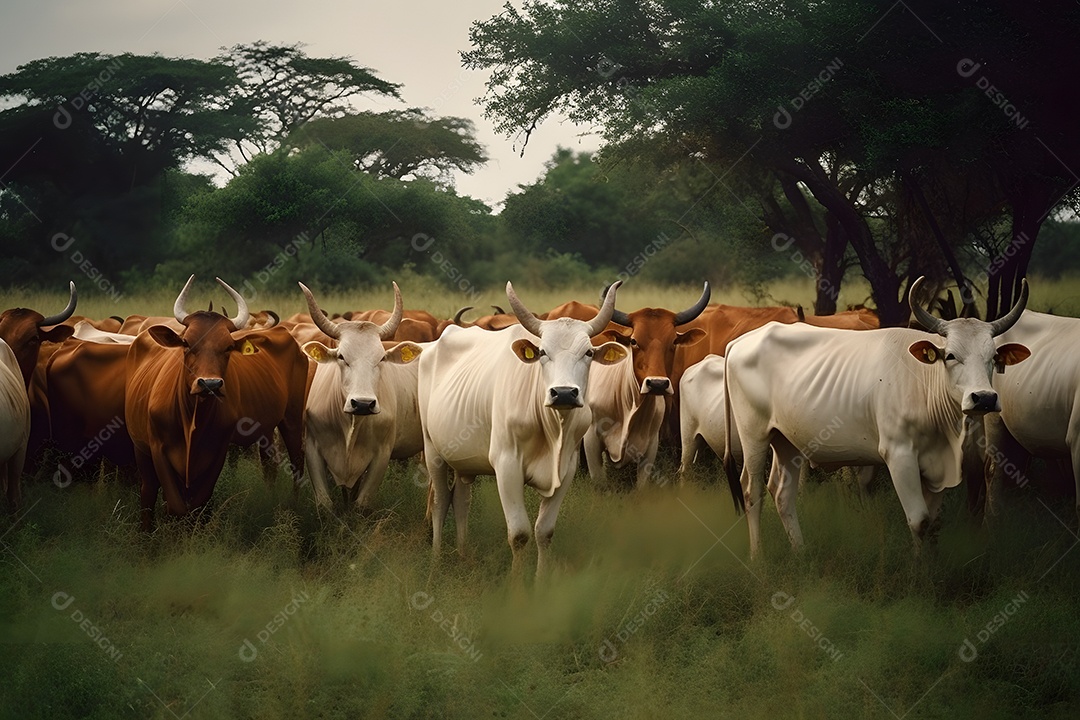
[908,276,1031,415]
[599,282,710,395]
[507,281,628,409]
[0,282,77,386]
[299,282,422,415]
[147,275,254,396]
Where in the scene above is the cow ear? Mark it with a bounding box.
[994,343,1031,373]
[908,340,943,364]
[302,341,337,363]
[385,341,423,364]
[592,341,628,365]
[512,338,541,364]
[148,325,185,349]
[674,328,706,347]
[602,328,633,345]
[40,325,74,344]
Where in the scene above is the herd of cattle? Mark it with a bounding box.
[0,274,1076,574]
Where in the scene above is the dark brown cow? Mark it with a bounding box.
[125,276,309,530]
[0,282,77,386]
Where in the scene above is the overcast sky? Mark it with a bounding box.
[0,0,601,209]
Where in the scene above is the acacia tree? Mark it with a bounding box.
[464,0,1080,323]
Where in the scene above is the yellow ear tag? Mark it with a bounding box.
[400,345,415,362]
[925,347,936,363]
[242,340,256,355]
[524,347,535,360]
[604,347,621,362]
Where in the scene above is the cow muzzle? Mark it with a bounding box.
[964,390,1001,415]
[641,376,672,395]
[547,386,582,408]
[346,397,379,415]
[194,377,224,395]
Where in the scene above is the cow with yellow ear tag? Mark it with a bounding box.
[418,280,628,578]
[299,281,427,512]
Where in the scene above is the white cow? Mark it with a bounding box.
[0,339,30,508]
[418,281,628,576]
[299,282,426,510]
[985,309,1080,521]
[724,277,1031,558]
[71,320,136,344]
[679,354,874,493]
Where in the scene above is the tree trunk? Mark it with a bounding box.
[903,171,976,316]
[987,179,1054,319]
[815,212,846,315]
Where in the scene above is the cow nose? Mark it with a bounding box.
[347,397,378,415]
[197,378,223,394]
[548,386,581,407]
[644,377,670,395]
[967,391,1000,414]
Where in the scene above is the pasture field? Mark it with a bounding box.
[1,452,1078,720]
[6,273,1080,322]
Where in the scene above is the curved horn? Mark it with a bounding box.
[506,282,544,337]
[673,281,711,326]
[796,305,806,322]
[298,282,341,340]
[453,306,473,324]
[173,275,196,323]
[39,281,78,327]
[376,282,403,340]
[491,305,506,315]
[988,278,1029,337]
[264,310,280,328]
[908,276,948,335]
[216,277,250,330]
[599,284,632,327]
[586,280,622,337]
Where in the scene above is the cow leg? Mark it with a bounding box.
[854,466,875,497]
[426,449,452,558]
[494,461,531,577]
[135,448,161,532]
[740,441,770,561]
[4,446,25,510]
[983,414,1029,522]
[1070,431,1080,526]
[883,449,931,550]
[583,428,607,484]
[922,485,945,540]
[679,432,703,482]
[452,475,474,554]
[354,449,392,511]
[534,472,574,579]
[769,442,805,552]
[635,434,660,489]
[304,434,334,509]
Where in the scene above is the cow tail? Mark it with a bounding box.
[723,355,745,515]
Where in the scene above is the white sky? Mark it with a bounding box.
[0,0,601,210]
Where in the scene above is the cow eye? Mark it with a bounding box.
[538,349,547,358]
[585,349,595,358]
[945,353,956,362]
[629,338,638,346]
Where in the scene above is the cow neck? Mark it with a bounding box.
[922,356,967,490]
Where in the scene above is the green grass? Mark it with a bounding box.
[2,452,1078,720]
[6,273,1080,322]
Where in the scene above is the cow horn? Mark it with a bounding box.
[908,276,948,335]
[491,305,506,315]
[264,310,280,328]
[988,278,1029,337]
[376,282,403,340]
[506,282,544,337]
[216,278,250,330]
[38,281,78,327]
[298,282,341,340]
[796,305,806,322]
[173,275,196,323]
[586,280,622,337]
[673,281,711,326]
[453,306,473,324]
[600,284,632,327]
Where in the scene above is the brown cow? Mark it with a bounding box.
[125,276,309,530]
[548,284,711,486]
[0,282,77,386]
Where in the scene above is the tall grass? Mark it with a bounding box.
[2,453,1078,719]
[5,274,1080,321]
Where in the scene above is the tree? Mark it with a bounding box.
[287,108,487,185]
[464,0,1080,323]
[214,42,401,168]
